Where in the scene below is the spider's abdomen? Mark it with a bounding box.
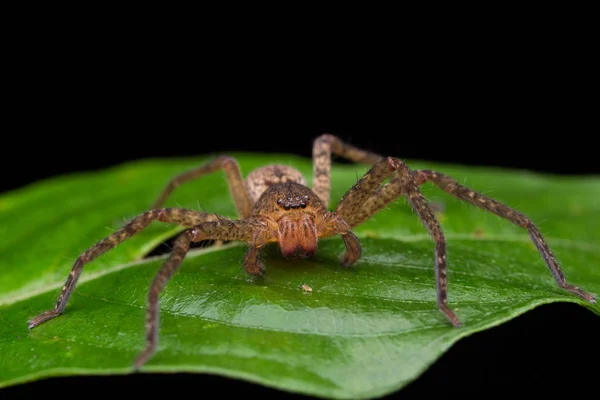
[244,164,307,204]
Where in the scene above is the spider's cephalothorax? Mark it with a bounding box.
[28,134,596,368]
[255,181,325,259]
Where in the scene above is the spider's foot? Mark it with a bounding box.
[243,257,265,277]
[564,284,596,304]
[243,264,269,284]
[439,304,462,327]
[340,234,361,267]
[28,310,62,329]
[133,348,155,370]
[245,267,266,276]
[584,293,597,305]
[340,257,357,268]
[340,250,360,268]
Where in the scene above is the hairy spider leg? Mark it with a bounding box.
[27,208,218,329]
[152,155,253,219]
[333,157,461,327]
[135,218,256,368]
[312,133,381,208]
[414,169,596,303]
[310,134,409,228]
[135,231,193,368]
[343,172,407,228]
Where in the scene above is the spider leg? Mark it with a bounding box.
[243,246,265,275]
[312,134,381,208]
[28,208,218,330]
[344,174,407,228]
[152,155,253,219]
[414,169,596,303]
[333,157,461,326]
[134,230,193,368]
[135,218,257,368]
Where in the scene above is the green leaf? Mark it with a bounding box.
[1,154,599,399]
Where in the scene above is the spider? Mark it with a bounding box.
[28,134,596,368]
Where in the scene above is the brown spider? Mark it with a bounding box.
[28,134,596,368]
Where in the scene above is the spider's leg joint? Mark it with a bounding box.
[414,170,428,185]
[386,156,399,172]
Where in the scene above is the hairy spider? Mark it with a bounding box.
[28,134,596,367]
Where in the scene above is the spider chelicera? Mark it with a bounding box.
[28,134,596,367]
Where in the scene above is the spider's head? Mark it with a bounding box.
[275,187,320,259]
[254,182,325,259]
[277,214,318,258]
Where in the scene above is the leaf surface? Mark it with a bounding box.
[1,155,598,398]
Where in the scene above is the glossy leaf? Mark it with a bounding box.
[0,155,598,399]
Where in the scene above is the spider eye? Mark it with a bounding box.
[277,199,284,205]
[300,202,307,208]
[284,204,291,210]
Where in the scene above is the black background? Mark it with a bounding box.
[3,19,599,400]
